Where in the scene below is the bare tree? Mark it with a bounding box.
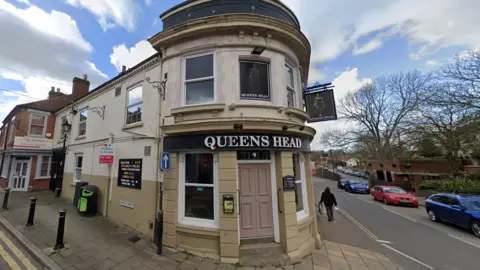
[440,50,480,110]
[321,71,429,160]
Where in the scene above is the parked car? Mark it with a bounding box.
[337,179,348,189]
[371,186,419,207]
[345,180,370,194]
[425,194,480,238]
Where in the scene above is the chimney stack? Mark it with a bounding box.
[72,74,90,101]
[122,65,126,73]
[49,86,65,99]
[56,88,60,92]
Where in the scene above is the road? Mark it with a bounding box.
[313,175,480,270]
[0,230,42,269]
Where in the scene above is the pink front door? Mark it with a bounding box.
[239,164,274,239]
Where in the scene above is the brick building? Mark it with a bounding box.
[0,76,89,191]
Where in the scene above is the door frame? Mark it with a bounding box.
[236,151,279,243]
[8,156,32,191]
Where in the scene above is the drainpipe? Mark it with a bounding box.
[103,133,114,217]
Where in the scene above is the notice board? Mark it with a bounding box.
[118,159,142,190]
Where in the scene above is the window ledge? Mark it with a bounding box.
[284,107,309,121]
[176,223,220,237]
[171,103,225,116]
[122,122,144,130]
[75,135,86,141]
[34,177,50,180]
[297,213,311,228]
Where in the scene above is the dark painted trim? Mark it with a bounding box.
[161,0,300,30]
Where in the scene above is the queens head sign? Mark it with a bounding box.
[304,83,338,123]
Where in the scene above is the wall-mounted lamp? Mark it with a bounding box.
[233,124,243,130]
[146,73,168,100]
[61,120,72,133]
[282,124,305,132]
[251,46,266,55]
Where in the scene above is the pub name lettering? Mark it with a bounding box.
[204,135,302,150]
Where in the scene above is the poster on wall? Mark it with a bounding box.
[117,159,142,190]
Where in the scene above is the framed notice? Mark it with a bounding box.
[118,159,142,190]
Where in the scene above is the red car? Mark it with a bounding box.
[371,185,419,207]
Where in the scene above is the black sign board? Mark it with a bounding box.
[118,159,142,190]
[163,133,311,152]
[304,89,338,123]
[283,175,296,191]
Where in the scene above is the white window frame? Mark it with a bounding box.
[1,156,10,178]
[28,112,48,137]
[182,52,216,106]
[74,153,83,182]
[36,155,52,179]
[285,64,296,107]
[78,108,88,137]
[293,153,309,220]
[239,59,271,101]
[178,152,219,228]
[125,83,143,126]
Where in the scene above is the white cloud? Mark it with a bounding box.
[0,0,107,120]
[308,67,326,85]
[65,0,140,32]
[307,68,371,150]
[144,0,152,6]
[424,60,440,68]
[110,40,156,72]
[282,0,480,62]
[353,38,382,55]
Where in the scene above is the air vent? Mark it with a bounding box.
[115,87,121,97]
[144,146,151,156]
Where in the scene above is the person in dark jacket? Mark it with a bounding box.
[319,187,337,221]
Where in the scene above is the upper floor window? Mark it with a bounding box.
[126,85,143,125]
[29,113,47,136]
[240,60,270,101]
[184,53,214,105]
[78,109,87,137]
[286,65,295,107]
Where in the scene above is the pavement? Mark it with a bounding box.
[314,175,480,270]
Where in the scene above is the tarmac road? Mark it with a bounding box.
[314,176,480,270]
[0,229,43,270]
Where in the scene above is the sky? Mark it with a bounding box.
[1,0,479,150]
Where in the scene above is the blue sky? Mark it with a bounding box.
[1,0,479,148]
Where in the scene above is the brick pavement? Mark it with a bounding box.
[0,188,401,270]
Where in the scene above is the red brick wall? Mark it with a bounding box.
[5,109,56,147]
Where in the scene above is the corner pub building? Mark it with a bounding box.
[152,0,321,264]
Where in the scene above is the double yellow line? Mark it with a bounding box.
[0,231,37,270]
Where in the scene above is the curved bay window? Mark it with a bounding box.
[180,153,218,227]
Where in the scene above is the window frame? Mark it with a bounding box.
[74,153,83,182]
[285,64,296,107]
[27,112,48,137]
[293,153,308,220]
[35,155,52,179]
[178,152,219,228]
[77,108,88,137]
[239,59,271,101]
[182,52,216,106]
[125,83,143,126]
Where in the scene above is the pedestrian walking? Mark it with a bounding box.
[319,187,337,222]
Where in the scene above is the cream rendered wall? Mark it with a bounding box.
[161,34,305,120]
[54,63,162,237]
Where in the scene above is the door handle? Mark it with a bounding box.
[237,189,240,215]
[277,188,283,214]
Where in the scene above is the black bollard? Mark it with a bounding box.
[55,188,61,199]
[155,210,163,255]
[2,187,10,210]
[54,209,67,250]
[25,197,37,227]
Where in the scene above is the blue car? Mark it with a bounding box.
[345,180,370,194]
[337,179,348,189]
[425,193,480,238]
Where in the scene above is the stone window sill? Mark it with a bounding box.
[75,135,86,141]
[171,103,225,116]
[284,107,309,121]
[122,122,143,130]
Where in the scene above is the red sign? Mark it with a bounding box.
[100,155,114,164]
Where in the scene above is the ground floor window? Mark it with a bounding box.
[293,153,308,219]
[180,153,218,227]
[36,156,51,178]
[74,154,83,182]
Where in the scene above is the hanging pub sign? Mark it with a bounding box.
[118,159,142,190]
[304,83,338,123]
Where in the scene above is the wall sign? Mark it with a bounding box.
[120,200,134,209]
[99,144,115,164]
[118,159,142,190]
[163,133,311,152]
[283,175,296,191]
[304,89,338,123]
[13,137,53,150]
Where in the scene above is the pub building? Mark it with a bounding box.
[153,0,320,265]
